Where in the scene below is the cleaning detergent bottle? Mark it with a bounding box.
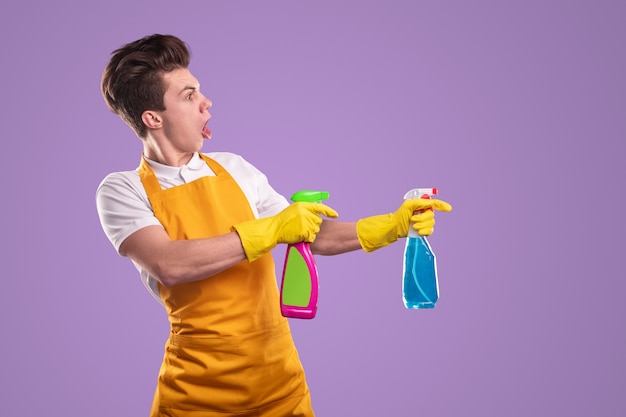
[402,187,439,309]
[280,190,329,319]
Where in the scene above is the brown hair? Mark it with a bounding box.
[101,34,191,138]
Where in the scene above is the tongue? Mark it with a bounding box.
[202,126,212,139]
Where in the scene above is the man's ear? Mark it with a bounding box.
[141,110,162,130]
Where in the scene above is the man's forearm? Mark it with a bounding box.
[156,232,248,285]
[310,220,362,256]
[120,226,247,287]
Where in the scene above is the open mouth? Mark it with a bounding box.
[202,121,212,139]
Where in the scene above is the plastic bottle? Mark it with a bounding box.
[280,190,329,319]
[402,187,439,309]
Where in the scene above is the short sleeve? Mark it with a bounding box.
[95,171,162,253]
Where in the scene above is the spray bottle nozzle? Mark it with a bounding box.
[403,188,438,200]
[291,190,329,203]
[404,187,438,215]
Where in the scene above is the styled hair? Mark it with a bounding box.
[101,34,191,138]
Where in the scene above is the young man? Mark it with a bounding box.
[96,34,451,416]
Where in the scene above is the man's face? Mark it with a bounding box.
[158,67,212,152]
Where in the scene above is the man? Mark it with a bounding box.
[96,34,451,416]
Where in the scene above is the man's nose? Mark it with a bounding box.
[202,96,212,112]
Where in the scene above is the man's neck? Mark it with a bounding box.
[143,137,195,167]
[144,150,195,167]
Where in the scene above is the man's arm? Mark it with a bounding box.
[312,198,454,255]
[120,202,340,287]
[310,220,362,255]
[119,226,247,287]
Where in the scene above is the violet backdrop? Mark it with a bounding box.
[1,1,624,416]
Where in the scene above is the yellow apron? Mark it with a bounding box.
[139,154,314,417]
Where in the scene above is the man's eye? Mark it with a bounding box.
[186,94,193,100]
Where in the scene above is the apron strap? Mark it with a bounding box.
[198,153,229,177]
[138,156,163,197]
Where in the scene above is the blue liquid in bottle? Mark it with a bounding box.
[403,235,438,309]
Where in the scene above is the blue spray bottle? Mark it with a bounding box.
[402,187,439,309]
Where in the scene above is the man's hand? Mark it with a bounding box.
[232,202,339,261]
[356,198,452,252]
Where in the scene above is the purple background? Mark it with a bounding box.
[2,1,624,415]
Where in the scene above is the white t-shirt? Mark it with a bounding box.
[96,151,289,304]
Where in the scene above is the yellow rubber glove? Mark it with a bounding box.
[232,202,339,262]
[356,198,452,252]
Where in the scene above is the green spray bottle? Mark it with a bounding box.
[279,190,329,319]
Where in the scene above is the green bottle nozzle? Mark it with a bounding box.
[290,190,329,203]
